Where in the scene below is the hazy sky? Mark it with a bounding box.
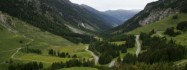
[69,0,158,11]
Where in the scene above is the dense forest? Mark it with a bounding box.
[96,31,187,70]
[138,32,186,63]
[89,35,135,64]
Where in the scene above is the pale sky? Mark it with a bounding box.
[69,0,158,11]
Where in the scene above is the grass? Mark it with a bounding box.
[59,67,98,70]
[12,19,93,58]
[174,32,187,46]
[111,41,126,45]
[45,44,92,58]
[119,43,137,59]
[14,19,74,47]
[14,52,72,63]
[127,47,137,55]
[0,50,15,62]
[0,31,29,51]
[128,13,187,35]
[0,30,30,62]
[0,13,93,69]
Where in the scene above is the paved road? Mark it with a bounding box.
[135,35,141,57]
[108,60,116,67]
[85,46,99,65]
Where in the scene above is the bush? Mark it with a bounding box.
[123,53,136,64]
[177,21,187,31]
[164,27,180,36]
[172,15,178,19]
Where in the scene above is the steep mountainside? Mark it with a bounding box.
[112,0,187,33]
[81,4,123,27]
[104,10,139,22]
[0,0,116,35]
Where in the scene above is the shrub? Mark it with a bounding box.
[177,21,187,31]
[172,15,178,19]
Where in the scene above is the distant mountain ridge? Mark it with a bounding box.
[0,0,121,35]
[80,4,123,27]
[104,9,139,22]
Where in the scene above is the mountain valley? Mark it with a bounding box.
[0,0,187,70]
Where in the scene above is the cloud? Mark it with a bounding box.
[69,0,158,11]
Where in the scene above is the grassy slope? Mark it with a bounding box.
[0,30,30,62]
[127,13,187,35]
[115,13,187,59]
[174,32,187,46]
[127,13,187,47]
[0,31,29,51]
[0,13,92,69]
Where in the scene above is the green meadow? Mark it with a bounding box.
[0,15,93,69]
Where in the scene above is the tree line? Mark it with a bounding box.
[48,58,94,70]
[8,62,43,70]
[99,62,187,70]
[20,47,42,55]
[48,49,77,58]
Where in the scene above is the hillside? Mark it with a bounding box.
[104,9,139,22]
[0,0,120,35]
[0,0,187,70]
[112,0,187,33]
[0,11,95,69]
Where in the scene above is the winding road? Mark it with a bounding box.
[135,35,141,57]
[85,46,99,65]
[10,39,51,63]
[11,39,34,59]
[11,48,22,59]
[0,39,34,64]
